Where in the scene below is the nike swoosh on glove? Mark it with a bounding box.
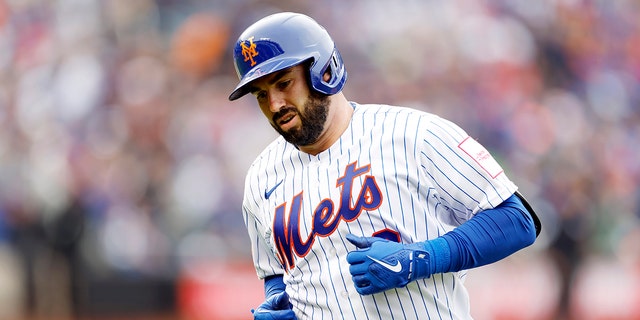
[252,291,297,320]
[346,233,434,295]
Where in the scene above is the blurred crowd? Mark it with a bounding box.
[0,0,638,319]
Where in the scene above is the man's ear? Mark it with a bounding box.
[323,70,331,82]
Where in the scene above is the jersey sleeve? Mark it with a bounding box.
[419,115,518,220]
[242,168,287,279]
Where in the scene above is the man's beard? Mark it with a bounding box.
[272,91,329,146]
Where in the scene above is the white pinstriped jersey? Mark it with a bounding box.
[242,103,518,320]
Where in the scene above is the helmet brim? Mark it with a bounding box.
[228,56,310,101]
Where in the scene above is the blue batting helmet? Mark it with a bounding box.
[228,12,347,101]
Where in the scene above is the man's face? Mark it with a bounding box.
[249,64,330,146]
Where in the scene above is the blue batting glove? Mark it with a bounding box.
[251,291,297,320]
[346,233,433,295]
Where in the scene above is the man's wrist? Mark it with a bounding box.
[264,275,286,298]
[423,237,451,274]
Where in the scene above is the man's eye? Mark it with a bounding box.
[278,80,291,90]
[255,91,266,100]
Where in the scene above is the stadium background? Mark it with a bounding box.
[0,0,638,319]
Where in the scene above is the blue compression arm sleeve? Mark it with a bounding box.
[426,193,537,273]
[263,275,286,298]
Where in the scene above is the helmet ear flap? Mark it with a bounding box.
[310,48,347,95]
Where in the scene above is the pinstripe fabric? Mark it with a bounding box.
[242,103,518,320]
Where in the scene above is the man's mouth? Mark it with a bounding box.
[277,111,297,127]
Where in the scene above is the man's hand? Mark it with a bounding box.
[346,234,433,295]
[252,291,297,320]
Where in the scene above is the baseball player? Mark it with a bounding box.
[228,12,542,320]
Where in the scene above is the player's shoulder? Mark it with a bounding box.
[354,102,436,116]
[352,102,443,125]
[353,102,469,139]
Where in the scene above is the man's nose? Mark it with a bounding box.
[267,91,285,113]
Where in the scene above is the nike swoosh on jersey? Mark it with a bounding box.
[264,180,284,199]
[367,255,402,273]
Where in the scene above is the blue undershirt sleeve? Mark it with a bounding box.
[425,193,537,273]
[263,274,286,298]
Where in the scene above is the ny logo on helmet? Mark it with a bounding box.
[241,36,259,67]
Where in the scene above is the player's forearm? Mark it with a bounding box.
[264,274,286,298]
[426,193,538,273]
